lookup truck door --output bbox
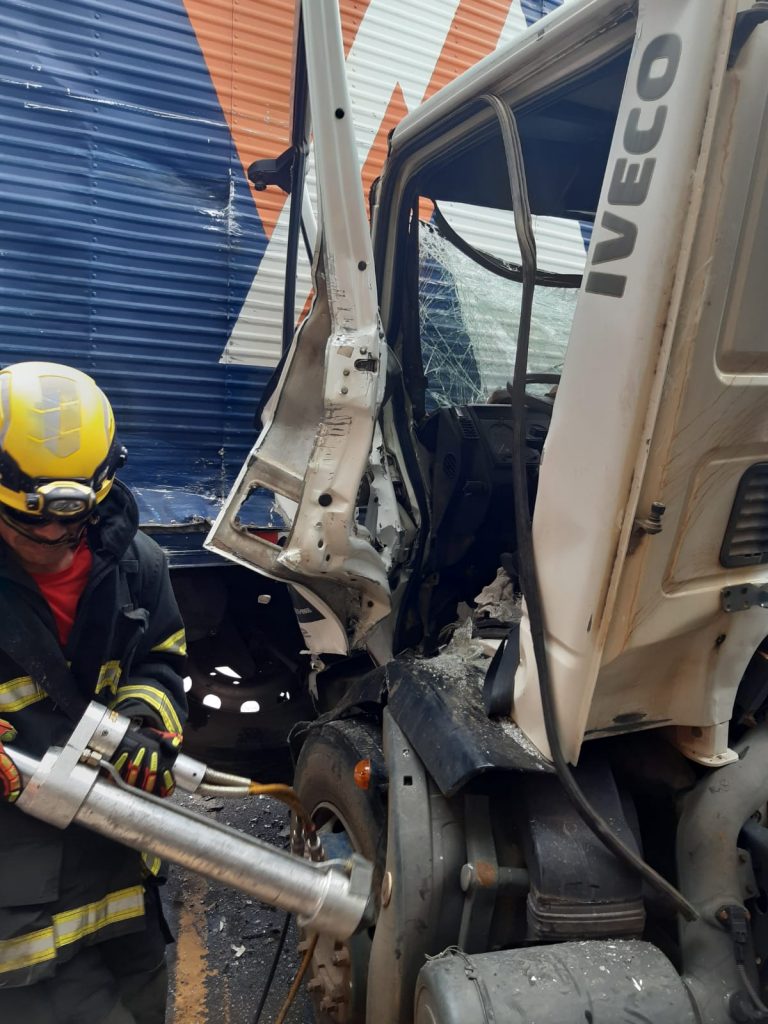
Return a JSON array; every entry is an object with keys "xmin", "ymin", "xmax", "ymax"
[{"xmin": 205, "ymin": 0, "xmax": 395, "ymax": 659}]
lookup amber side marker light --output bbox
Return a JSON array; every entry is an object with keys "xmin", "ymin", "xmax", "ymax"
[{"xmin": 353, "ymin": 758, "xmax": 372, "ymax": 790}]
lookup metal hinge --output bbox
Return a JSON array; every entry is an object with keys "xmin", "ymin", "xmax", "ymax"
[{"xmin": 721, "ymin": 584, "xmax": 768, "ymax": 613}]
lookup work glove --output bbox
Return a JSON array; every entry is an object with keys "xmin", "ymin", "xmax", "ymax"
[
  {"xmin": 0, "ymin": 718, "xmax": 21, "ymax": 803},
  {"xmin": 111, "ymin": 724, "xmax": 182, "ymax": 798}
]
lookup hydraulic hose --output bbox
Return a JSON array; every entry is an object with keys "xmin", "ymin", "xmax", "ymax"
[
  {"xmin": 275, "ymin": 934, "xmax": 318, "ymax": 1024},
  {"xmin": 482, "ymin": 92, "xmax": 698, "ymax": 923},
  {"xmin": 198, "ymin": 766, "xmax": 315, "ymax": 835},
  {"xmin": 248, "ymin": 781, "xmax": 314, "ymax": 834}
]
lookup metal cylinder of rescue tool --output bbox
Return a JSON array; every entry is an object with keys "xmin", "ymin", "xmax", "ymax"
[{"xmin": 11, "ymin": 748, "xmax": 372, "ymax": 940}]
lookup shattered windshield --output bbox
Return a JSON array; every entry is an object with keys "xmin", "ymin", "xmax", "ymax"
[{"xmin": 418, "ymin": 205, "xmax": 584, "ymax": 410}]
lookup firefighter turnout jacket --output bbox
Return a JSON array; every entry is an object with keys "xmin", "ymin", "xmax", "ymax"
[{"xmin": 0, "ymin": 479, "xmax": 188, "ymax": 987}]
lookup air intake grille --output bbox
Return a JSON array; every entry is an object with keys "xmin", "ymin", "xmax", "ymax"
[{"xmin": 721, "ymin": 463, "xmax": 768, "ymax": 568}]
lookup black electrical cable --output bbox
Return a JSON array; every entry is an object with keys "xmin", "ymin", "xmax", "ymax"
[
  {"xmin": 252, "ymin": 911, "xmax": 292, "ymax": 1024},
  {"xmin": 482, "ymin": 92, "xmax": 698, "ymax": 924}
]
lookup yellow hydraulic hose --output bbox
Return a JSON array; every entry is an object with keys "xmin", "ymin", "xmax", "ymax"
[
  {"xmin": 275, "ymin": 933, "xmax": 319, "ymax": 1024},
  {"xmin": 248, "ymin": 781, "xmax": 314, "ymax": 834}
]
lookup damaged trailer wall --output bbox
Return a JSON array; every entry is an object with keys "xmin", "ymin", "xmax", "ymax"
[{"xmin": 0, "ymin": 0, "xmax": 582, "ymax": 543}]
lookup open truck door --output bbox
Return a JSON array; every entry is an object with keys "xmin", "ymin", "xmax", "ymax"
[{"xmin": 205, "ymin": 1, "xmax": 401, "ymax": 662}]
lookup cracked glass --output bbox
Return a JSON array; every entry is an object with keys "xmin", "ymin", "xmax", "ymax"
[{"xmin": 418, "ymin": 212, "xmax": 580, "ymax": 411}]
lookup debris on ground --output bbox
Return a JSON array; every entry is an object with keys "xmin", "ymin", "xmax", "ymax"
[{"xmin": 163, "ymin": 792, "xmax": 311, "ymax": 1023}]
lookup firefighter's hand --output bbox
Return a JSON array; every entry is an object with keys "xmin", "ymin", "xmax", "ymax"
[
  {"xmin": 111, "ymin": 725, "xmax": 182, "ymax": 798},
  {"xmin": 0, "ymin": 718, "xmax": 21, "ymax": 803}
]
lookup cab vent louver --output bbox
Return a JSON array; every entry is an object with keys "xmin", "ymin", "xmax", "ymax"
[
  {"xmin": 458, "ymin": 415, "xmax": 479, "ymax": 440},
  {"xmin": 721, "ymin": 463, "xmax": 768, "ymax": 568}
]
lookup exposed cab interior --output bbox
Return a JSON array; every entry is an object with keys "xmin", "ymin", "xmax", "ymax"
[{"xmin": 371, "ymin": 41, "xmax": 633, "ymax": 655}]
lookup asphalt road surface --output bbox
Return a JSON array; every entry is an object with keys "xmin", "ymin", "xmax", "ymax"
[{"xmin": 162, "ymin": 791, "xmax": 312, "ymax": 1024}]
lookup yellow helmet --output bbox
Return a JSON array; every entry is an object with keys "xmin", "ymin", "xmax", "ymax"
[{"xmin": 0, "ymin": 362, "xmax": 126, "ymax": 521}]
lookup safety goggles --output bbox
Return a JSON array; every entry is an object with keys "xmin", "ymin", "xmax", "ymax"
[
  {"xmin": 0, "ymin": 498, "xmax": 92, "ymax": 549},
  {"xmin": 0, "ymin": 500, "xmax": 94, "ymax": 529}
]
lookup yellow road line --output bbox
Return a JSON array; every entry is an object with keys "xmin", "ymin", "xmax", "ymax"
[{"xmin": 171, "ymin": 873, "xmax": 213, "ymax": 1024}]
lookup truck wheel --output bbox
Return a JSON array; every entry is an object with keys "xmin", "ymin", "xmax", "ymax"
[{"xmin": 293, "ymin": 719, "xmax": 386, "ymax": 1024}]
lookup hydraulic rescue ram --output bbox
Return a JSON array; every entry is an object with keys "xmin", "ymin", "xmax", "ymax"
[{"xmin": 8, "ymin": 702, "xmax": 373, "ymax": 941}]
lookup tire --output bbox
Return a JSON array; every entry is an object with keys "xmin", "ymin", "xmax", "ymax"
[{"xmin": 293, "ymin": 719, "xmax": 386, "ymax": 1024}]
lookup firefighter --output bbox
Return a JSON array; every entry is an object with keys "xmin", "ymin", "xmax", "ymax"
[{"xmin": 0, "ymin": 362, "xmax": 188, "ymax": 1024}]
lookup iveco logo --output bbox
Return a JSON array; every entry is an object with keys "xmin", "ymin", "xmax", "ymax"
[{"xmin": 585, "ymin": 33, "xmax": 683, "ymax": 299}]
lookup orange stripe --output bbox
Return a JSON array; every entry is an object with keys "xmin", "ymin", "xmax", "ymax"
[
  {"xmin": 183, "ymin": 0, "xmax": 295, "ymax": 238},
  {"xmin": 183, "ymin": 0, "xmax": 373, "ymax": 241},
  {"xmin": 360, "ymin": 83, "xmax": 410, "ymax": 214},
  {"xmin": 423, "ymin": 0, "xmax": 511, "ymax": 102},
  {"xmin": 182, "ymin": 0, "xmax": 511, "ymax": 246}
]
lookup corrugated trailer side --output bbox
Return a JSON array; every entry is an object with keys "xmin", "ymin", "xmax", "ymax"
[
  {"xmin": 0, "ymin": 0, "xmax": 283, "ymax": 538},
  {"xmin": 0, "ymin": 0, "xmax": 570, "ymax": 549}
]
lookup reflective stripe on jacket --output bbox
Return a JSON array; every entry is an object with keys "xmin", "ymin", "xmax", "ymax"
[
  {"xmin": 0, "ymin": 480, "xmax": 187, "ymax": 988},
  {"xmin": 0, "ymin": 886, "xmax": 145, "ymax": 981}
]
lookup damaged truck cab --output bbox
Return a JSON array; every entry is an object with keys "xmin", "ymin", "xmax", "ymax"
[{"xmin": 208, "ymin": 1, "xmax": 768, "ymax": 1021}]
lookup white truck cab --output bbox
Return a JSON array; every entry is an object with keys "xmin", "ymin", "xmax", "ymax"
[{"xmin": 208, "ymin": 2, "xmax": 768, "ymax": 1021}]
